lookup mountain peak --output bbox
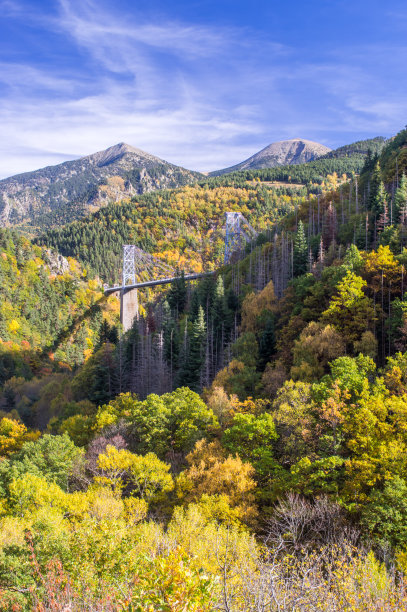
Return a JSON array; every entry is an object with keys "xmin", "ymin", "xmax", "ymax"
[
  {"xmin": 83, "ymin": 142, "xmax": 162, "ymax": 167},
  {"xmin": 211, "ymin": 138, "xmax": 331, "ymax": 176}
]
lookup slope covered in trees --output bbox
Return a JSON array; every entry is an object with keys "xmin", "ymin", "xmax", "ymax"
[
  {"xmin": 2, "ymin": 128, "xmax": 407, "ymax": 609},
  {"xmin": 38, "ymin": 183, "xmax": 304, "ymax": 283},
  {"xmin": 0, "ymin": 229, "xmax": 118, "ymax": 390}
]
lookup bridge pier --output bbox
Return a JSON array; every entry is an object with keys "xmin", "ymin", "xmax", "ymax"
[{"xmin": 120, "ymin": 288, "xmax": 139, "ymax": 332}]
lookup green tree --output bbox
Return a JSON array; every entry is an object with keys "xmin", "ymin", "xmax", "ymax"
[
  {"xmin": 0, "ymin": 433, "xmax": 84, "ymax": 495},
  {"xmin": 293, "ymin": 220, "xmax": 308, "ymax": 277},
  {"xmin": 168, "ymin": 271, "xmax": 187, "ymax": 314},
  {"xmin": 394, "ymin": 173, "xmax": 407, "ymax": 223},
  {"xmin": 362, "ymin": 476, "xmax": 407, "ymax": 549},
  {"xmin": 189, "ymin": 306, "xmax": 206, "ymax": 391},
  {"xmin": 368, "ymin": 160, "xmax": 386, "ymax": 216},
  {"xmin": 222, "ymin": 412, "xmax": 278, "ymax": 481},
  {"xmin": 96, "ymin": 388, "xmax": 218, "ymax": 457}
]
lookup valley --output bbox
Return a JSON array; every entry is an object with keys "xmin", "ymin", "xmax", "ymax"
[{"xmin": 1, "ymin": 126, "xmax": 407, "ymax": 609}]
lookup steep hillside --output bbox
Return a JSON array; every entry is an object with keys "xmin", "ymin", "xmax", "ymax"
[
  {"xmin": 37, "ymin": 183, "xmax": 305, "ymax": 283},
  {"xmin": 211, "ymin": 138, "xmax": 331, "ymax": 176},
  {"xmin": 0, "ymin": 229, "xmax": 118, "ymax": 383},
  {"xmin": 320, "ymin": 136, "xmax": 386, "ymax": 159},
  {"xmin": 0, "ymin": 143, "xmax": 202, "ymax": 230}
]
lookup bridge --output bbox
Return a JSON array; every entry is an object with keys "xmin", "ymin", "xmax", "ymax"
[{"xmin": 105, "ymin": 212, "xmax": 258, "ymax": 331}]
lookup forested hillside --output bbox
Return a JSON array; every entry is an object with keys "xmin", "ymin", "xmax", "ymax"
[
  {"xmin": 0, "ymin": 229, "xmax": 118, "ymax": 387},
  {"xmin": 2, "ymin": 128, "xmax": 407, "ymax": 609},
  {"xmin": 36, "ymin": 137, "xmax": 385, "ymax": 289},
  {"xmin": 39, "ymin": 183, "xmax": 304, "ymax": 282}
]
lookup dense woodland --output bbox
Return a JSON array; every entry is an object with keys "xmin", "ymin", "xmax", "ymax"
[{"xmin": 1, "ymin": 129, "xmax": 407, "ymax": 609}]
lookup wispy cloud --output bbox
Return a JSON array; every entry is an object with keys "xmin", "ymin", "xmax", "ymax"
[
  {"xmin": 0, "ymin": 0, "xmax": 406, "ymax": 178},
  {"xmin": 0, "ymin": 0, "xmax": 23, "ymax": 16}
]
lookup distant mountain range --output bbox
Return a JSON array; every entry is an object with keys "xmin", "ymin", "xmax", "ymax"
[
  {"xmin": 0, "ymin": 143, "xmax": 202, "ymax": 228},
  {"xmin": 0, "ymin": 136, "xmax": 386, "ymax": 230},
  {"xmin": 210, "ymin": 139, "xmax": 332, "ymax": 176}
]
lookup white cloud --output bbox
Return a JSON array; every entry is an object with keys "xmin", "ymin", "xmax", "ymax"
[{"xmin": 0, "ymin": 0, "xmax": 406, "ymax": 178}]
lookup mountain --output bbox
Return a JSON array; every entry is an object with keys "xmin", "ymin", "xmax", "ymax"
[
  {"xmin": 0, "ymin": 143, "xmax": 203, "ymax": 230},
  {"xmin": 210, "ymin": 138, "xmax": 331, "ymax": 176}
]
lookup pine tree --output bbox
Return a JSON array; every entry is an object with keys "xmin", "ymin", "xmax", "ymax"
[
  {"xmin": 167, "ymin": 271, "xmax": 187, "ymax": 314},
  {"xmin": 189, "ymin": 305, "xmax": 206, "ymax": 390},
  {"xmin": 293, "ymin": 220, "xmax": 308, "ymax": 277},
  {"xmin": 368, "ymin": 161, "xmax": 387, "ymax": 216},
  {"xmin": 212, "ymin": 276, "xmax": 226, "ymax": 332},
  {"xmin": 360, "ymin": 149, "xmax": 376, "ymax": 176},
  {"xmin": 394, "ymin": 173, "xmax": 407, "ymax": 223},
  {"xmin": 258, "ymin": 315, "xmax": 276, "ymax": 368},
  {"xmin": 322, "ymin": 203, "xmax": 337, "ymax": 248},
  {"xmin": 177, "ymin": 307, "xmax": 206, "ymax": 392}
]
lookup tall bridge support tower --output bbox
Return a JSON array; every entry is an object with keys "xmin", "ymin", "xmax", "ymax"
[{"xmin": 121, "ymin": 245, "xmax": 139, "ymax": 332}]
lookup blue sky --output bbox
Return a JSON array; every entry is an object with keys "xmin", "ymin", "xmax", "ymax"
[{"xmin": 0, "ymin": 0, "xmax": 406, "ymax": 177}]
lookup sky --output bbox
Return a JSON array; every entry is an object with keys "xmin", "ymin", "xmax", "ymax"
[{"xmin": 0, "ymin": 0, "xmax": 406, "ymax": 178}]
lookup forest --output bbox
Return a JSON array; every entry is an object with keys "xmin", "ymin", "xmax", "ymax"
[{"xmin": 1, "ymin": 128, "xmax": 407, "ymax": 609}]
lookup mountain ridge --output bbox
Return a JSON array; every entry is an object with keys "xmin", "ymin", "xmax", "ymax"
[{"xmin": 0, "ymin": 142, "xmax": 203, "ymax": 229}]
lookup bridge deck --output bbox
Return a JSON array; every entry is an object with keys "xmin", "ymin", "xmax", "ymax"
[{"xmin": 104, "ymin": 271, "xmax": 214, "ymax": 295}]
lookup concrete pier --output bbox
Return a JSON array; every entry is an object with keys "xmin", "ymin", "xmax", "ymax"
[{"xmin": 120, "ymin": 288, "xmax": 139, "ymax": 332}]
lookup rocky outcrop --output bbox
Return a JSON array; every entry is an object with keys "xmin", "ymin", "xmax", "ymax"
[{"xmin": 42, "ymin": 249, "xmax": 70, "ymax": 275}]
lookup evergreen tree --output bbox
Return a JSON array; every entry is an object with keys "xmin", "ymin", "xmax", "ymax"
[
  {"xmin": 189, "ymin": 306, "xmax": 206, "ymax": 390},
  {"xmin": 177, "ymin": 306, "xmax": 206, "ymax": 392},
  {"xmin": 394, "ymin": 173, "xmax": 407, "ymax": 223},
  {"xmin": 162, "ymin": 300, "xmax": 179, "ymax": 376},
  {"xmin": 360, "ymin": 149, "xmax": 378, "ymax": 176},
  {"xmin": 96, "ymin": 319, "xmax": 118, "ymax": 350},
  {"xmin": 212, "ymin": 276, "xmax": 227, "ymax": 333},
  {"xmin": 258, "ymin": 315, "xmax": 276, "ymax": 369},
  {"xmin": 368, "ymin": 161, "xmax": 387, "ymax": 216},
  {"xmin": 293, "ymin": 221, "xmax": 308, "ymax": 277},
  {"xmin": 167, "ymin": 271, "xmax": 187, "ymax": 314}
]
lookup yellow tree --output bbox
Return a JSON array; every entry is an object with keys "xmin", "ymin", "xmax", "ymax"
[{"xmin": 0, "ymin": 418, "xmax": 39, "ymax": 457}]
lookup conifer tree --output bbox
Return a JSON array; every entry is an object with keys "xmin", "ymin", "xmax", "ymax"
[
  {"xmin": 368, "ymin": 161, "xmax": 387, "ymax": 216},
  {"xmin": 178, "ymin": 306, "xmax": 206, "ymax": 392},
  {"xmin": 189, "ymin": 306, "xmax": 206, "ymax": 386},
  {"xmin": 167, "ymin": 271, "xmax": 187, "ymax": 314},
  {"xmin": 322, "ymin": 203, "xmax": 337, "ymax": 248},
  {"xmin": 258, "ymin": 315, "xmax": 276, "ymax": 369},
  {"xmin": 360, "ymin": 149, "xmax": 375, "ymax": 176},
  {"xmin": 212, "ymin": 276, "xmax": 227, "ymax": 333},
  {"xmin": 394, "ymin": 173, "xmax": 407, "ymax": 223},
  {"xmin": 293, "ymin": 220, "xmax": 308, "ymax": 277}
]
